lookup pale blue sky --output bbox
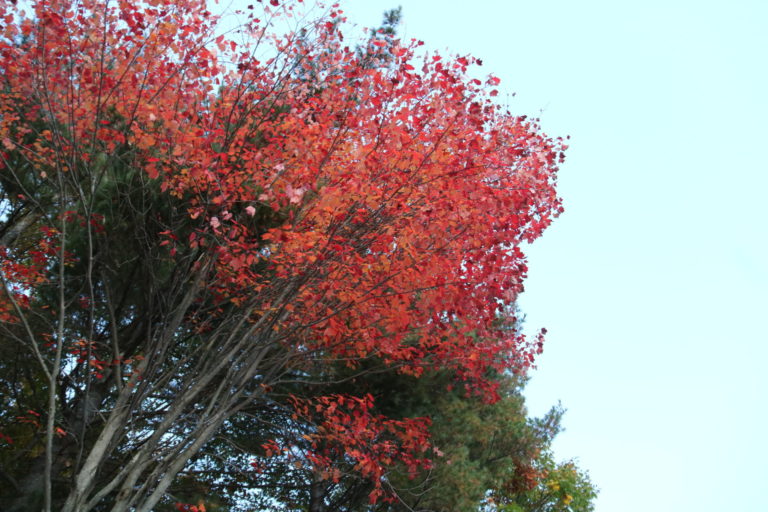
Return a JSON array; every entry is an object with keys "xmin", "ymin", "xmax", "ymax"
[{"xmin": 339, "ymin": 1, "xmax": 768, "ymax": 511}]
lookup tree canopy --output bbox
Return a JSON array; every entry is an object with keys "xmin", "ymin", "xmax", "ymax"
[{"xmin": 0, "ymin": 0, "xmax": 591, "ymax": 510}]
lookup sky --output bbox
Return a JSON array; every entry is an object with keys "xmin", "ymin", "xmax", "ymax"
[{"xmin": 335, "ymin": 1, "xmax": 768, "ymax": 511}]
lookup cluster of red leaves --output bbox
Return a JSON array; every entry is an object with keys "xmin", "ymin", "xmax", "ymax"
[
  {"xmin": 504, "ymin": 460, "xmax": 548, "ymax": 495},
  {"xmin": 175, "ymin": 502, "xmax": 206, "ymax": 512},
  {"xmin": 160, "ymin": 39, "xmax": 562, "ymax": 374},
  {"xmin": 67, "ymin": 339, "xmax": 139, "ymax": 380},
  {"xmin": 0, "ymin": 226, "xmax": 59, "ymax": 322},
  {"xmin": 0, "ymin": 431, "xmax": 13, "ymax": 445},
  {"xmin": 284, "ymin": 394, "xmax": 432, "ymax": 502},
  {"xmin": 0, "ymin": 0, "xmax": 565, "ymax": 497}
]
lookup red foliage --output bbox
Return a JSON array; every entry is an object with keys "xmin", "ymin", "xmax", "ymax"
[
  {"xmin": 288, "ymin": 394, "xmax": 432, "ymax": 501},
  {"xmin": 0, "ymin": 0, "xmax": 565, "ymax": 501}
]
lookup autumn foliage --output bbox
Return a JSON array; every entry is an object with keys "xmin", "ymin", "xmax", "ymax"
[{"xmin": 0, "ymin": 0, "xmax": 566, "ymax": 510}]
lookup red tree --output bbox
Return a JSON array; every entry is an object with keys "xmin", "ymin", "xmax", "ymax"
[{"xmin": 0, "ymin": 0, "xmax": 565, "ymax": 510}]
